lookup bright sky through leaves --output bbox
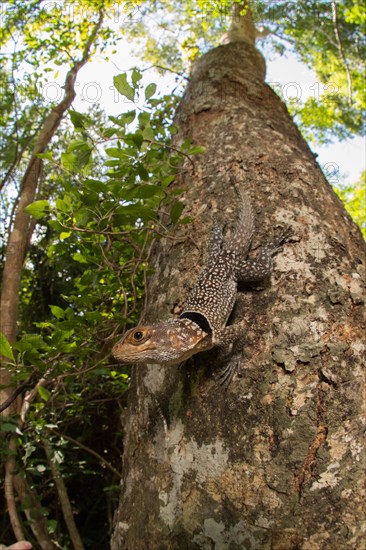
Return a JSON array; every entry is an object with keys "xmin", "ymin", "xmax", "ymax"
[{"xmin": 42, "ymin": 36, "xmax": 364, "ymax": 188}]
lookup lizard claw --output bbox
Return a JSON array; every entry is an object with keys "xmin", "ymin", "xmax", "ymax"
[
  {"xmin": 271, "ymin": 226, "xmax": 293, "ymax": 255},
  {"xmin": 217, "ymin": 358, "xmax": 240, "ymax": 389}
]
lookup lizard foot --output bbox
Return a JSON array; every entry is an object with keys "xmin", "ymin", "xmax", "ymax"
[
  {"xmin": 217, "ymin": 356, "xmax": 242, "ymax": 389},
  {"xmin": 271, "ymin": 225, "xmax": 293, "ymax": 256}
]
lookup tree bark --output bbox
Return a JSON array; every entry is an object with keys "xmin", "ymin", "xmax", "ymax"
[{"xmin": 111, "ymin": 39, "xmax": 365, "ymax": 550}]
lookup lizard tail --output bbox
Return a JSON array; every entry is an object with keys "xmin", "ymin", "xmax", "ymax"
[{"xmin": 225, "ymin": 175, "xmax": 254, "ymax": 257}]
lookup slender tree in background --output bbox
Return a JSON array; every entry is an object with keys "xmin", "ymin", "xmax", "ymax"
[
  {"xmin": 0, "ymin": 9, "xmax": 105, "ymax": 545},
  {"xmin": 111, "ymin": 5, "xmax": 365, "ymax": 549},
  {"xmin": 0, "ymin": 4, "xmax": 119, "ymax": 546}
]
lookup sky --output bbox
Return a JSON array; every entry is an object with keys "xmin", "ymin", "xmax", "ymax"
[
  {"xmin": 56, "ymin": 37, "xmax": 365, "ymax": 189},
  {"xmin": 265, "ymin": 55, "xmax": 365, "ymax": 187}
]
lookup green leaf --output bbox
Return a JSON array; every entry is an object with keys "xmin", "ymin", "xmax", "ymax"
[
  {"xmin": 142, "ymin": 124, "xmax": 155, "ymax": 142},
  {"xmin": 179, "ymin": 216, "xmax": 192, "ymax": 225},
  {"xmin": 91, "ymin": 367, "xmax": 110, "ymax": 376},
  {"xmin": 36, "ymin": 152, "xmax": 53, "ymax": 160},
  {"xmin": 132, "ymin": 132, "xmax": 143, "ymax": 149},
  {"xmin": 69, "ymin": 110, "xmax": 87, "ymax": 130},
  {"xmin": 50, "ymin": 305, "xmax": 65, "ymax": 319},
  {"xmin": 60, "ymin": 232, "xmax": 71, "ymax": 240},
  {"xmin": 109, "ymin": 110, "xmax": 136, "ymax": 127},
  {"xmin": 161, "ymin": 175, "xmax": 176, "ymax": 187},
  {"xmin": 188, "ymin": 146, "xmax": 205, "ymax": 155},
  {"xmin": 84, "ymin": 179, "xmax": 105, "ymax": 192},
  {"xmin": 109, "ymin": 115, "xmax": 125, "ymax": 127},
  {"xmin": 37, "ymin": 386, "xmax": 51, "ymax": 402},
  {"xmin": 145, "ymin": 83, "xmax": 157, "ymax": 100},
  {"xmin": 102, "ymin": 128, "xmax": 117, "ymax": 138},
  {"xmin": 72, "ymin": 252, "xmax": 88, "ymax": 264},
  {"xmin": 113, "ymin": 74, "xmax": 135, "ymax": 101},
  {"xmin": 134, "ymin": 185, "xmax": 164, "ymax": 199},
  {"xmin": 0, "ymin": 422, "xmax": 18, "ymax": 433},
  {"xmin": 48, "ymin": 220, "xmax": 64, "ymax": 232},
  {"xmin": 105, "ymin": 148, "xmax": 130, "ymax": 159},
  {"xmin": 113, "ymin": 203, "xmax": 156, "ymax": 224},
  {"xmin": 13, "ymin": 334, "xmax": 46, "ymax": 353},
  {"xmin": 60, "ymin": 151, "xmax": 77, "ymax": 171},
  {"xmin": 67, "ymin": 139, "xmax": 89, "ymax": 152},
  {"xmin": 170, "ymin": 201, "xmax": 185, "ymax": 223},
  {"xmin": 74, "ymin": 208, "xmax": 91, "ymax": 226},
  {"xmin": 24, "ymin": 200, "xmax": 49, "ymax": 219},
  {"xmin": 24, "ymin": 443, "xmax": 36, "ymax": 461},
  {"xmin": 56, "ymin": 198, "xmax": 71, "ymax": 213},
  {"xmin": 137, "ymin": 164, "xmax": 150, "ymax": 181},
  {"xmin": 47, "ymin": 520, "xmax": 58, "ymax": 534},
  {"xmin": 65, "ymin": 308, "xmax": 75, "ymax": 320},
  {"xmin": 53, "ymin": 449, "xmax": 64, "ymax": 464},
  {"xmin": 131, "ymin": 68, "xmax": 142, "ymax": 87},
  {"xmin": 122, "ymin": 110, "xmax": 136, "ymax": 125},
  {"xmin": 0, "ymin": 332, "xmax": 15, "ymax": 361},
  {"xmin": 335, "ymin": 172, "xmax": 366, "ymax": 238},
  {"xmin": 62, "ymin": 143, "xmax": 91, "ymax": 170}
]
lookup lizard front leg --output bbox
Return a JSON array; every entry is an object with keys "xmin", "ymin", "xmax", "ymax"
[
  {"xmin": 213, "ymin": 322, "xmax": 247, "ymax": 388},
  {"xmin": 213, "ymin": 321, "xmax": 246, "ymax": 347}
]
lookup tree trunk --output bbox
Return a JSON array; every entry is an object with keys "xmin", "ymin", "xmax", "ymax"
[{"xmin": 111, "ymin": 39, "xmax": 365, "ymax": 550}]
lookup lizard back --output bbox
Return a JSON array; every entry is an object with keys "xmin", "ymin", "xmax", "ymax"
[{"xmin": 180, "ymin": 186, "xmax": 254, "ymax": 334}]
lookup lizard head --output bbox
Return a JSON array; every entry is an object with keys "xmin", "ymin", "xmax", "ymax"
[
  {"xmin": 112, "ymin": 319, "xmax": 211, "ymax": 365},
  {"xmin": 112, "ymin": 326, "xmax": 157, "ymax": 364}
]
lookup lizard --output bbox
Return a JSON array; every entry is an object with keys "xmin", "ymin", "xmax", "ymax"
[{"xmin": 112, "ymin": 178, "xmax": 290, "ymax": 381}]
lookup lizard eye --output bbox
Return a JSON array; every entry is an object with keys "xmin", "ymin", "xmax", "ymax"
[
  {"xmin": 132, "ymin": 330, "xmax": 144, "ymax": 341},
  {"xmin": 127, "ymin": 327, "xmax": 150, "ymax": 345}
]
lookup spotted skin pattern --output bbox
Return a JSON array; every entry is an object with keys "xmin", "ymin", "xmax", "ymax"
[{"xmin": 112, "ymin": 184, "xmax": 289, "ymax": 372}]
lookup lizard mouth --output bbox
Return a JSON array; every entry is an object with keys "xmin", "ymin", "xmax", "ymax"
[{"xmin": 112, "ymin": 340, "xmax": 157, "ymax": 360}]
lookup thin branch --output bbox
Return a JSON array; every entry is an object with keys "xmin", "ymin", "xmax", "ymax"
[
  {"xmin": 20, "ymin": 365, "xmax": 56, "ymax": 423},
  {"xmin": 142, "ymin": 63, "xmax": 188, "ymax": 80},
  {"xmin": 54, "ymin": 353, "xmax": 115, "ymax": 379},
  {"xmin": 0, "ymin": 124, "xmax": 40, "ymax": 193},
  {"xmin": 144, "ymin": 139, "xmax": 196, "ymax": 166},
  {"xmin": 5, "ymin": 392, "xmax": 57, "ymax": 547},
  {"xmin": 331, "ymin": 1, "xmax": 352, "ymax": 105},
  {"xmin": 142, "ymin": 238, "xmax": 155, "ymax": 319},
  {"xmin": 12, "ymin": 474, "xmax": 55, "ymax": 549},
  {"xmin": 57, "ymin": 221, "xmax": 150, "ymax": 236},
  {"xmin": 10, "ymin": 36, "xmax": 21, "ymax": 150},
  {"xmin": 48, "ymin": 429, "xmax": 122, "ymax": 479},
  {"xmin": 4, "ymin": 438, "xmax": 25, "ymax": 541},
  {"xmin": 3, "ymin": 366, "xmax": 59, "ymax": 546},
  {"xmin": 0, "ymin": 375, "xmax": 36, "ymax": 413},
  {"xmin": 43, "ymin": 439, "xmax": 85, "ymax": 550}
]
